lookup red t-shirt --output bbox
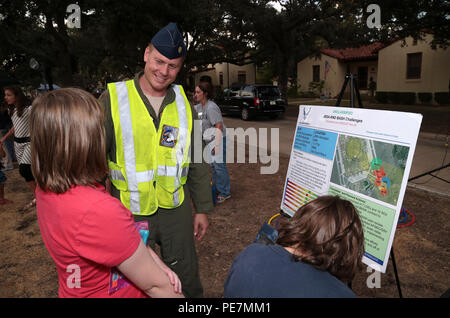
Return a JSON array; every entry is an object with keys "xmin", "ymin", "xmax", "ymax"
[{"xmin": 36, "ymin": 184, "xmax": 148, "ymax": 298}]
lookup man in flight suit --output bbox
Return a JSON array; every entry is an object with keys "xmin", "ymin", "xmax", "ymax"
[{"xmin": 100, "ymin": 22, "xmax": 213, "ymax": 298}]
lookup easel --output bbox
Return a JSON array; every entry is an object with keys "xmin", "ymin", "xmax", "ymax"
[
  {"xmin": 336, "ymin": 73, "xmax": 403, "ymax": 298},
  {"xmin": 335, "ymin": 73, "xmax": 363, "ymax": 108},
  {"xmin": 408, "ymin": 163, "xmax": 450, "ymax": 184}
]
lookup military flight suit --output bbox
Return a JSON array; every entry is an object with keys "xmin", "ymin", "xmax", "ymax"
[{"xmin": 100, "ymin": 72, "xmax": 214, "ymax": 298}]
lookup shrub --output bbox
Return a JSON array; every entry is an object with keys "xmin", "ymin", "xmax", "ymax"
[
  {"xmin": 308, "ymin": 80, "xmax": 324, "ymax": 96},
  {"xmin": 375, "ymin": 91, "xmax": 388, "ymax": 103},
  {"xmin": 287, "ymin": 86, "xmax": 299, "ymax": 98},
  {"xmin": 298, "ymin": 91, "xmax": 317, "ymax": 98},
  {"xmin": 434, "ymin": 92, "xmax": 450, "ymax": 105},
  {"xmin": 398, "ymin": 92, "xmax": 416, "ymax": 105},
  {"xmin": 418, "ymin": 92, "xmax": 432, "ymax": 103},
  {"xmin": 387, "ymin": 92, "xmax": 401, "ymax": 104}
]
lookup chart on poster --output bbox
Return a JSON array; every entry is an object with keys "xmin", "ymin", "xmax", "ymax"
[{"xmin": 281, "ymin": 105, "xmax": 422, "ymax": 272}]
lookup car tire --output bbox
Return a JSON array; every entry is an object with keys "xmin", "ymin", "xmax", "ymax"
[{"xmin": 241, "ymin": 107, "xmax": 250, "ymax": 121}]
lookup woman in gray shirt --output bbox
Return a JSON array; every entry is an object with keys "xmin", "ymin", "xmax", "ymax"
[{"xmin": 194, "ymin": 82, "xmax": 231, "ymax": 204}]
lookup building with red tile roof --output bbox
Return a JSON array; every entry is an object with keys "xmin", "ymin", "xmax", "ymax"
[
  {"xmin": 297, "ymin": 34, "xmax": 449, "ymax": 104},
  {"xmin": 320, "ymin": 42, "xmax": 387, "ymax": 62}
]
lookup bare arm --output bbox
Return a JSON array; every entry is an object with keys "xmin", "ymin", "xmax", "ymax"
[
  {"xmin": 215, "ymin": 122, "xmax": 223, "ymax": 147},
  {"xmin": 147, "ymin": 246, "xmax": 182, "ymax": 294},
  {"xmin": 117, "ymin": 240, "xmax": 184, "ymax": 298},
  {"xmin": 0, "ymin": 126, "xmax": 14, "ymax": 144},
  {"xmin": 212, "ymin": 122, "xmax": 223, "ymax": 155}
]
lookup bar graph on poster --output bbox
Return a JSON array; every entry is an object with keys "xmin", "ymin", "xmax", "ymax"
[{"xmin": 281, "ymin": 105, "xmax": 422, "ymax": 273}]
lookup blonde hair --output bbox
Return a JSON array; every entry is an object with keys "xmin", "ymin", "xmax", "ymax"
[{"xmin": 30, "ymin": 88, "xmax": 108, "ymax": 193}]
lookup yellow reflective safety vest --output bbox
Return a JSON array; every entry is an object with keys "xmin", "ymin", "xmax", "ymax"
[{"xmin": 107, "ymin": 79, "xmax": 192, "ymax": 215}]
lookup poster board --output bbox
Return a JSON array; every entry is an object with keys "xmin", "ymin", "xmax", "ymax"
[{"xmin": 281, "ymin": 105, "xmax": 422, "ymax": 273}]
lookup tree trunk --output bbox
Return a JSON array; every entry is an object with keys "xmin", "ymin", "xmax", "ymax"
[
  {"xmin": 276, "ymin": 48, "xmax": 289, "ymax": 104},
  {"xmin": 278, "ymin": 72, "xmax": 289, "ymax": 105},
  {"xmin": 44, "ymin": 65, "xmax": 54, "ymax": 90},
  {"xmin": 58, "ymin": 49, "xmax": 75, "ymax": 87},
  {"xmin": 45, "ymin": 10, "xmax": 75, "ymax": 87}
]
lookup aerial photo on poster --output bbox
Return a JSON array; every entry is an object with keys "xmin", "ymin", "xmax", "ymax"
[{"xmin": 330, "ymin": 135, "xmax": 410, "ymax": 206}]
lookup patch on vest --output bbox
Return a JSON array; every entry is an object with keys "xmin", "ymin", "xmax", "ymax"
[{"xmin": 160, "ymin": 125, "xmax": 179, "ymax": 148}]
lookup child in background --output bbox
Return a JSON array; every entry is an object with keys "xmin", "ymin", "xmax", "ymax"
[
  {"xmin": 2, "ymin": 86, "xmax": 35, "ymax": 212},
  {"xmin": 0, "ymin": 145, "xmax": 13, "ymax": 205}
]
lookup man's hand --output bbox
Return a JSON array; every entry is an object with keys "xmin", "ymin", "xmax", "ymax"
[{"xmin": 193, "ymin": 213, "xmax": 209, "ymax": 241}]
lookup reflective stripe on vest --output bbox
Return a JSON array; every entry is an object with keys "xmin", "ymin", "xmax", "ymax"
[
  {"xmin": 110, "ymin": 169, "xmax": 155, "ymax": 183},
  {"xmin": 173, "ymin": 85, "xmax": 188, "ymax": 188},
  {"xmin": 157, "ymin": 166, "xmax": 189, "ymax": 178},
  {"xmin": 116, "ymin": 82, "xmax": 141, "ymax": 213},
  {"xmin": 111, "ymin": 166, "xmax": 187, "ymax": 183}
]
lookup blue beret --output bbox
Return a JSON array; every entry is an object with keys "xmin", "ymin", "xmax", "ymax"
[{"xmin": 151, "ymin": 22, "xmax": 187, "ymax": 59}]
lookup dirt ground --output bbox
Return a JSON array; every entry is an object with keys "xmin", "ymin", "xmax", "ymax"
[
  {"xmin": 0, "ymin": 102, "xmax": 449, "ymax": 298},
  {"xmin": 198, "ymin": 157, "xmax": 450, "ymax": 298}
]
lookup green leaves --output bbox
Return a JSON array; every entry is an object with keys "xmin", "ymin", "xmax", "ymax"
[{"xmin": 1, "ymin": 0, "xmax": 447, "ymax": 91}]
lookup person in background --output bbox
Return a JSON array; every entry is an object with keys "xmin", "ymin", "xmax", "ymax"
[
  {"xmin": 0, "ymin": 144, "xmax": 13, "ymax": 205},
  {"xmin": 30, "ymin": 88, "xmax": 183, "ymax": 298},
  {"xmin": 194, "ymin": 81, "xmax": 231, "ymax": 204},
  {"xmin": 99, "ymin": 22, "xmax": 213, "ymax": 298},
  {"xmin": 224, "ymin": 195, "xmax": 365, "ymax": 298},
  {"xmin": 0, "ymin": 101, "xmax": 15, "ymax": 171},
  {"xmin": 1, "ymin": 86, "xmax": 35, "ymax": 212}
]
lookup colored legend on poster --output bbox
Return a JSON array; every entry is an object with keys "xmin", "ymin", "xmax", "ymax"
[
  {"xmin": 283, "ymin": 179, "xmax": 318, "ymax": 215},
  {"xmin": 294, "ymin": 127, "xmax": 338, "ymax": 160}
]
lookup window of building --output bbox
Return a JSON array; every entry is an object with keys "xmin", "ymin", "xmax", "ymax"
[
  {"xmin": 238, "ymin": 71, "xmax": 246, "ymax": 84},
  {"xmin": 313, "ymin": 65, "xmax": 320, "ymax": 82},
  {"xmin": 407, "ymin": 53, "xmax": 422, "ymax": 79},
  {"xmin": 219, "ymin": 72, "xmax": 224, "ymax": 86}
]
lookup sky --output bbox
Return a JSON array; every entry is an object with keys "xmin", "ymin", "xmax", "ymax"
[{"xmin": 268, "ymin": 1, "xmax": 283, "ymax": 12}]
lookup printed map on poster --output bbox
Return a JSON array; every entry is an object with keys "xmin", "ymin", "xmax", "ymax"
[{"xmin": 281, "ymin": 105, "xmax": 422, "ymax": 273}]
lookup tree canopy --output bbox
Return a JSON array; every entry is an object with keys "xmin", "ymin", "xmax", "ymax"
[{"xmin": 1, "ymin": 0, "xmax": 448, "ymax": 96}]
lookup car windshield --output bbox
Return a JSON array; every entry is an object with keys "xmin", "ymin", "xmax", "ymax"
[{"xmin": 257, "ymin": 86, "xmax": 280, "ymax": 98}]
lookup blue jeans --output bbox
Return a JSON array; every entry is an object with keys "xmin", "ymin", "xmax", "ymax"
[
  {"xmin": 1, "ymin": 127, "xmax": 16, "ymax": 166},
  {"xmin": 210, "ymin": 135, "xmax": 230, "ymax": 197}
]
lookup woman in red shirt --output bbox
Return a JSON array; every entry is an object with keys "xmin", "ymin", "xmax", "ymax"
[{"xmin": 30, "ymin": 88, "xmax": 183, "ymax": 298}]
